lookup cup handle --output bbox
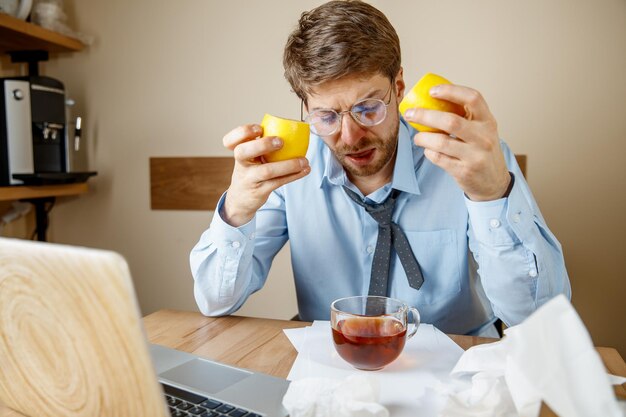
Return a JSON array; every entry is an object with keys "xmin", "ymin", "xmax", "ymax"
[{"xmin": 406, "ymin": 307, "xmax": 421, "ymax": 339}]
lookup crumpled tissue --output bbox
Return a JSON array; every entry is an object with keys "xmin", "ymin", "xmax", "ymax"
[
  {"xmin": 282, "ymin": 374, "xmax": 389, "ymax": 417},
  {"xmin": 439, "ymin": 294, "xmax": 624, "ymax": 417}
]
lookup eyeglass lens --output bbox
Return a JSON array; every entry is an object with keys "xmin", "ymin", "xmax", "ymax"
[
  {"xmin": 304, "ymin": 82, "xmax": 393, "ymax": 136},
  {"xmin": 308, "ymin": 99, "xmax": 388, "ymax": 136}
]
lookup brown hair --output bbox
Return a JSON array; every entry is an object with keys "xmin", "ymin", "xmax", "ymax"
[{"xmin": 283, "ymin": 0, "xmax": 401, "ymax": 102}]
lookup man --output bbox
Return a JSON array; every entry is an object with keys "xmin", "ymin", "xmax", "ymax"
[{"xmin": 190, "ymin": 0, "xmax": 570, "ymax": 337}]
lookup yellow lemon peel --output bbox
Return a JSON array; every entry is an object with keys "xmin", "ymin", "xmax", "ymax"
[
  {"xmin": 260, "ymin": 114, "xmax": 310, "ymax": 162},
  {"xmin": 399, "ymin": 73, "xmax": 465, "ymax": 133}
]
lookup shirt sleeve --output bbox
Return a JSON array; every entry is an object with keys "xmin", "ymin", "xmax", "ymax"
[
  {"xmin": 465, "ymin": 142, "xmax": 571, "ymax": 326},
  {"xmin": 189, "ymin": 189, "xmax": 288, "ymax": 316}
]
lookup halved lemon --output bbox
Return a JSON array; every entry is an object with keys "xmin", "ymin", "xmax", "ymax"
[
  {"xmin": 260, "ymin": 114, "xmax": 310, "ymax": 163},
  {"xmin": 399, "ymin": 73, "xmax": 465, "ymax": 133}
]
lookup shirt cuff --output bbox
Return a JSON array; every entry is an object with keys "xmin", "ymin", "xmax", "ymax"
[
  {"xmin": 500, "ymin": 177, "xmax": 537, "ymax": 246},
  {"xmin": 465, "ymin": 194, "xmax": 517, "ymax": 246},
  {"xmin": 465, "ymin": 174, "xmax": 537, "ymax": 246},
  {"xmin": 211, "ymin": 192, "xmax": 257, "ymax": 251}
]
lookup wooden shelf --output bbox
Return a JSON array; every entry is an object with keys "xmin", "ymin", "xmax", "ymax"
[
  {"xmin": 0, "ymin": 13, "xmax": 84, "ymax": 53},
  {"xmin": 0, "ymin": 183, "xmax": 88, "ymax": 201}
]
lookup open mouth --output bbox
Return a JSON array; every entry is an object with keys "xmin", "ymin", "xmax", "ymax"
[{"xmin": 345, "ymin": 149, "xmax": 375, "ymax": 165}]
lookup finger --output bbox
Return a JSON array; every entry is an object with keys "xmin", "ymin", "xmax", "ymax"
[
  {"xmin": 405, "ymin": 108, "xmax": 469, "ymax": 138},
  {"xmin": 413, "ymin": 131, "xmax": 467, "ymax": 160},
  {"xmin": 251, "ymin": 157, "xmax": 309, "ymax": 182},
  {"xmin": 233, "ymin": 136, "xmax": 283, "ymax": 163},
  {"xmin": 223, "ymin": 124, "xmax": 263, "ymax": 150},
  {"xmin": 429, "ymin": 84, "xmax": 491, "ymax": 121},
  {"xmin": 423, "ymin": 148, "xmax": 462, "ymax": 174},
  {"xmin": 260, "ymin": 165, "xmax": 311, "ymax": 191}
]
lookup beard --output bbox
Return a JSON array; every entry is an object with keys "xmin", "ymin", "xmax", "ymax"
[{"xmin": 332, "ymin": 117, "xmax": 399, "ymax": 178}]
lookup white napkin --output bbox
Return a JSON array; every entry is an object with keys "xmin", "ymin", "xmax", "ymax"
[
  {"xmin": 282, "ymin": 374, "xmax": 389, "ymax": 417},
  {"xmin": 441, "ymin": 294, "xmax": 624, "ymax": 417},
  {"xmin": 284, "ymin": 322, "xmax": 464, "ymax": 416}
]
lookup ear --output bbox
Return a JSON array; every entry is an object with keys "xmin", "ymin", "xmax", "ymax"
[{"xmin": 395, "ymin": 67, "xmax": 405, "ymax": 99}]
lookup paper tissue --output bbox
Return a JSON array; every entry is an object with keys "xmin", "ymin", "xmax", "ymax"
[
  {"xmin": 440, "ymin": 294, "xmax": 625, "ymax": 417},
  {"xmin": 282, "ymin": 374, "xmax": 389, "ymax": 417}
]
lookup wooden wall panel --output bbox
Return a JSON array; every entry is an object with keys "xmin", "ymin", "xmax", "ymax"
[
  {"xmin": 149, "ymin": 154, "xmax": 526, "ymax": 211},
  {"xmin": 150, "ymin": 157, "xmax": 234, "ymax": 210}
]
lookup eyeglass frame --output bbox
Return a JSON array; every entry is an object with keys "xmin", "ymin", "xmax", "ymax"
[{"xmin": 300, "ymin": 81, "xmax": 395, "ymax": 137}]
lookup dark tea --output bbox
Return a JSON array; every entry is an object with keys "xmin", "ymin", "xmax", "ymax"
[{"xmin": 332, "ymin": 316, "xmax": 407, "ymax": 370}]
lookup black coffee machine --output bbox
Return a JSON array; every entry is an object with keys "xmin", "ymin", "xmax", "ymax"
[{"xmin": 0, "ymin": 51, "xmax": 96, "ymax": 185}]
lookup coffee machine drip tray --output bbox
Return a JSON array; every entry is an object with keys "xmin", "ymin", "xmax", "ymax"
[{"xmin": 12, "ymin": 172, "xmax": 97, "ymax": 185}]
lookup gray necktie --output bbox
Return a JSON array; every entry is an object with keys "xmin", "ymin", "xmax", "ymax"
[{"xmin": 343, "ymin": 186, "xmax": 424, "ymax": 296}]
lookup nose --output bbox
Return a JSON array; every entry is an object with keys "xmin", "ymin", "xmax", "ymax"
[{"xmin": 339, "ymin": 113, "xmax": 367, "ymax": 147}]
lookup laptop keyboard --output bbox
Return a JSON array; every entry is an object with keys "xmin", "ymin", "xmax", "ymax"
[{"xmin": 162, "ymin": 382, "xmax": 264, "ymax": 417}]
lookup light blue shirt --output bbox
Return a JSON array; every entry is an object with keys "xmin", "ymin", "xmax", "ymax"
[{"xmin": 190, "ymin": 118, "xmax": 571, "ymax": 335}]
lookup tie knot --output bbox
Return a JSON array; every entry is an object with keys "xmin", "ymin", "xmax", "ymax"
[
  {"xmin": 367, "ymin": 205, "xmax": 394, "ymax": 226},
  {"xmin": 343, "ymin": 186, "xmax": 399, "ymax": 227}
]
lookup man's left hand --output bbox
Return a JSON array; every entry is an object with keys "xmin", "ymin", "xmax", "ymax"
[{"xmin": 405, "ymin": 84, "xmax": 511, "ymax": 201}]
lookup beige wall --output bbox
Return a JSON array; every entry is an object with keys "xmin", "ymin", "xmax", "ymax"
[{"xmin": 2, "ymin": 0, "xmax": 624, "ymax": 355}]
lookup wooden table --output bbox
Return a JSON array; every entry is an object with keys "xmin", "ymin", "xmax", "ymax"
[
  {"xmin": 144, "ymin": 310, "xmax": 626, "ymax": 416},
  {"xmin": 1, "ymin": 309, "xmax": 624, "ymax": 416}
]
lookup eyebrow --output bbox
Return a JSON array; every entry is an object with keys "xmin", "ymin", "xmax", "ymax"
[{"xmin": 309, "ymin": 86, "xmax": 387, "ymax": 112}]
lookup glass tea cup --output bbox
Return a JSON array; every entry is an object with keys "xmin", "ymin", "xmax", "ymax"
[{"xmin": 330, "ymin": 296, "xmax": 420, "ymax": 371}]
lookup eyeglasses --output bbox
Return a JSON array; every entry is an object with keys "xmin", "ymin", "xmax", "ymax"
[{"xmin": 301, "ymin": 82, "xmax": 394, "ymax": 136}]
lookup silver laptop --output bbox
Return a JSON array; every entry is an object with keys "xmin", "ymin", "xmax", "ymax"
[{"xmin": 0, "ymin": 237, "xmax": 289, "ymax": 417}]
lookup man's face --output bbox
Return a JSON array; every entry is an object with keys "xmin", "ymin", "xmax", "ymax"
[{"xmin": 305, "ymin": 73, "xmax": 405, "ymax": 183}]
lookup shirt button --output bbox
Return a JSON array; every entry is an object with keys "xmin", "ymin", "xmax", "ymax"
[
  {"xmin": 512, "ymin": 213, "xmax": 521, "ymax": 223},
  {"xmin": 489, "ymin": 219, "xmax": 501, "ymax": 228},
  {"xmin": 249, "ymin": 232, "xmax": 256, "ymax": 240},
  {"xmin": 529, "ymin": 269, "xmax": 538, "ymax": 277},
  {"xmin": 231, "ymin": 241, "xmax": 241, "ymax": 249},
  {"xmin": 366, "ymin": 245, "xmax": 374, "ymax": 254}
]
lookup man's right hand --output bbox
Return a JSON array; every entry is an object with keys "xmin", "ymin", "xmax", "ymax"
[{"xmin": 221, "ymin": 124, "xmax": 311, "ymax": 227}]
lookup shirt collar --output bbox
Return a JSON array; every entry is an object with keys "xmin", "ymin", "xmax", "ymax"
[
  {"xmin": 321, "ymin": 140, "xmax": 347, "ymax": 187},
  {"xmin": 318, "ymin": 117, "xmax": 422, "ymax": 197},
  {"xmin": 390, "ymin": 118, "xmax": 421, "ymax": 196}
]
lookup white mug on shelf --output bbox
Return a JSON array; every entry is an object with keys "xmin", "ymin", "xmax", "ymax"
[{"xmin": 0, "ymin": 0, "xmax": 33, "ymax": 20}]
